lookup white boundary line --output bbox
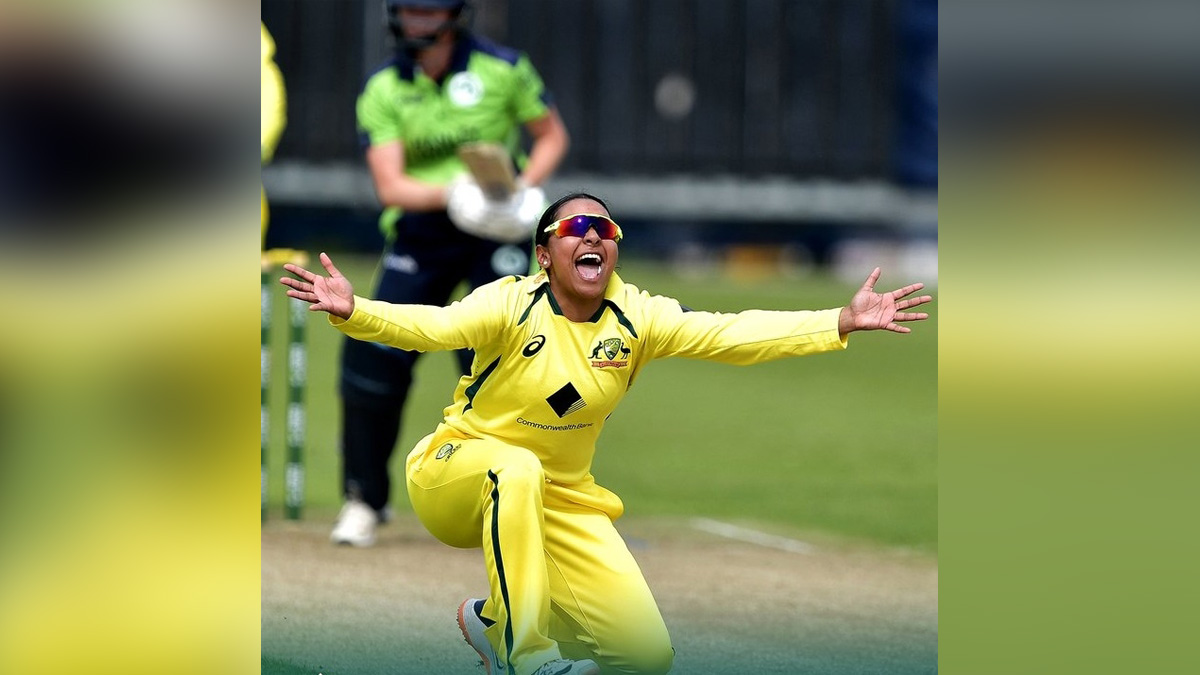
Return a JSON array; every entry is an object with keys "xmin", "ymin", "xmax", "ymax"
[{"xmin": 690, "ymin": 518, "xmax": 816, "ymax": 555}]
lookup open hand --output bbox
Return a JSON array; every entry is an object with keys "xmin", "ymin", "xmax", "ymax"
[
  {"xmin": 838, "ymin": 267, "xmax": 932, "ymax": 335},
  {"xmin": 279, "ymin": 252, "xmax": 355, "ymax": 320}
]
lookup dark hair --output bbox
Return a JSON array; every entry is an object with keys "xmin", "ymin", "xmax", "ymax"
[{"xmin": 534, "ymin": 191, "xmax": 612, "ymax": 248}]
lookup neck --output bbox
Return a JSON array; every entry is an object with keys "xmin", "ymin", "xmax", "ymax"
[
  {"xmin": 414, "ymin": 35, "xmax": 455, "ymax": 80},
  {"xmin": 547, "ymin": 278, "xmax": 604, "ymax": 323}
]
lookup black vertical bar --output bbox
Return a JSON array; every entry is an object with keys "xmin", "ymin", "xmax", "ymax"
[
  {"xmin": 691, "ymin": 0, "xmax": 745, "ymax": 171},
  {"xmin": 594, "ymin": 0, "xmax": 641, "ymax": 171},
  {"xmin": 833, "ymin": 0, "xmax": 874, "ymax": 176},
  {"xmin": 528, "ymin": 0, "xmax": 596, "ymax": 171},
  {"xmin": 781, "ymin": 0, "xmax": 827, "ymax": 174},
  {"xmin": 742, "ymin": 0, "xmax": 785, "ymax": 173}
]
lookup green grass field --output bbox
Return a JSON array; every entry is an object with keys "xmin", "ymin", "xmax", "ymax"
[{"xmin": 263, "ymin": 253, "xmax": 937, "ymax": 550}]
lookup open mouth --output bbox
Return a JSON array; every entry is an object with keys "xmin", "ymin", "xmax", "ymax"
[{"xmin": 574, "ymin": 252, "xmax": 603, "ymax": 282}]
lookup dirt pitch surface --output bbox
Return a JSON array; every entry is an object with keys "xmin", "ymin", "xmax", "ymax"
[{"xmin": 263, "ymin": 516, "xmax": 936, "ymax": 675}]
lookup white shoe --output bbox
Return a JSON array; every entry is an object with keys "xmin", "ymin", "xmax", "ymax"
[
  {"xmin": 458, "ymin": 598, "xmax": 503, "ymax": 675},
  {"xmin": 531, "ymin": 659, "xmax": 600, "ymax": 675},
  {"xmin": 458, "ymin": 598, "xmax": 599, "ymax": 675},
  {"xmin": 330, "ymin": 499, "xmax": 377, "ymax": 547}
]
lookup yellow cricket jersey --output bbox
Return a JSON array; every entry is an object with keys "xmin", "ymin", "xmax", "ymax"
[{"xmin": 331, "ymin": 272, "xmax": 848, "ymax": 484}]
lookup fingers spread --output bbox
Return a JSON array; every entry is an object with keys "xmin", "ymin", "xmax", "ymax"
[
  {"xmin": 862, "ymin": 267, "xmax": 882, "ymax": 291},
  {"xmin": 891, "ymin": 282, "xmax": 925, "ymax": 298},
  {"xmin": 281, "ymin": 263, "xmax": 313, "ymax": 281},
  {"xmin": 279, "ymin": 277, "xmax": 312, "ymax": 294},
  {"xmin": 895, "ymin": 295, "xmax": 932, "ymax": 311},
  {"xmin": 319, "ymin": 252, "xmax": 342, "ymax": 278}
]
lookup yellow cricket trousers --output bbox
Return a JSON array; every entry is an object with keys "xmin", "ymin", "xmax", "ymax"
[{"xmin": 406, "ymin": 430, "xmax": 675, "ymax": 675}]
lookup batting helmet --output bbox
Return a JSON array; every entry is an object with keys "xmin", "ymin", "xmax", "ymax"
[
  {"xmin": 384, "ymin": 0, "xmax": 473, "ymax": 53},
  {"xmin": 388, "ymin": 0, "xmax": 466, "ymax": 7}
]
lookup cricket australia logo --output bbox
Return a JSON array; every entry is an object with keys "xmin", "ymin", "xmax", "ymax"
[{"xmin": 589, "ymin": 337, "xmax": 631, "ymax": 368}]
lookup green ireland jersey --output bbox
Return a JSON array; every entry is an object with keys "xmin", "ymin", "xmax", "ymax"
[
  {"xmin": 330, "ymin": 273, "xmax": 849, "ymax": 486},
  {"xmin": 356, "ymin": 35, "xmax": 553, "ymax": 236}
]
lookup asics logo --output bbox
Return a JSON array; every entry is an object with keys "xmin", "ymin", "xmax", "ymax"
[{"xmin": 522, "ymin": 335, "xmax": 546, "ymax": 357}]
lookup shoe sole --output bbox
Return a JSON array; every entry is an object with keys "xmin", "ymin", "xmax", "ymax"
[
  {"xmin": 535, "ymin": 661, "xmax": 600, "ymax": 675},
  {"xmin": 330, "ymin": 535, "xmax": 376, "ymax": 547},
  {"xmin": 458, "ymin": 599, "xmax": 500, "ymax": 675}
]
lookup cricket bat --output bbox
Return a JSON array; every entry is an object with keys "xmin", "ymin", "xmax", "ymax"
[{"xmin": 457, "ymin": 142, "xmax": 518, "ymax": 201}]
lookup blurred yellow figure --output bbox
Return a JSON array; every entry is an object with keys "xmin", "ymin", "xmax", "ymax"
[{"xmin": 261, "ymin": 22, "xmax": 287, "ymax": 247}]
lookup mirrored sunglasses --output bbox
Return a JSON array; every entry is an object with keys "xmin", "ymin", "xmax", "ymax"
[{"xmin": 543, "ymin": 214, "xmax": 623, "ymax": 242}]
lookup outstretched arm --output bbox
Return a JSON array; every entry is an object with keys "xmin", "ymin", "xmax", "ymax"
[
  {"xmin": 279, "ymin": 252, "xmax": 355, "ymax": 320},
  {"xmin": 838, "ymin": 267, "xmax": 933, "ymax": 336}
]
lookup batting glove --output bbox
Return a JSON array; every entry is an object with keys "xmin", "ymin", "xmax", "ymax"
[{"xmin": 447, "ymin": 176, "xmax": 546, "ymax": 244}]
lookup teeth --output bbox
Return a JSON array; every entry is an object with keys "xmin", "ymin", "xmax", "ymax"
[{"xmin": 577, "ymin": 254, "xmax": 601, "ymax": 264}]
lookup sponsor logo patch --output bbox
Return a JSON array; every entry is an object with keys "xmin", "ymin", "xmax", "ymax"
[
  {"xmin": 491, "ymin": 244, "xmax": 528, "ymax": 276},
  {"xmin": 383, "ymin": 252, "xmax": 419, "ymax": 274},
  {"xmin": 522, "ymin": 335, "xmax": 546, "ymax": 357},
  {"xmin": 516, "ymin": 417, "xmax": 594, "ymax": 432},
  {"xmin": 545, "ymin": 382, "xmax": 586, "ymax": 418},
  {"xmin": 435, "ymin": 442, "xmax": 460, "ymax": 460},
  {"xmin": 447, "ymin": 72, "xmax": 485, "ymax": 107}
]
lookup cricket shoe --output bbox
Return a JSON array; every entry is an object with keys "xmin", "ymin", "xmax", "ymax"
[
  {"xmin": 458, "ymin": 599, "xmax": 502, "ymax": 675},
  {"xmin": 330, "ymin": 499, "xmax": 377, "ymax": 547},
  {"xmin": 457, "ymin": 599, "xmax": 600, "ymax": 675},
  {"xmin": 531, "ymin": 659, "xmax": 600, "ymax": 675}
]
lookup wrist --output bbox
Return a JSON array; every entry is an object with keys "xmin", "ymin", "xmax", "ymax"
[
  {"xmin": 437, "ymin": 183, "xmax": 453, "ymax": 209},
  {"xmin": 333, "ymin": 296, "xmax": 355, "ymax": 321},
  {"xmin": 838, "ymin": 307, "xmax": 855, "ymax": 336}
]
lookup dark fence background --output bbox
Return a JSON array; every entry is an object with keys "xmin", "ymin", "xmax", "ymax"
[
  {"xmin": 508, "ymin": 0, "xmax": 893, "ymax": 177},
  {"xmin": 261, "ymin": 0, "xmax": 936, "ymax": 262},
  {"xmin": 261, "ymin": 0, "xmax": 366, "ymax": 163},
  {"xmin": 261, "ymin": 0, "xmax": 934, "ymax": 185}
]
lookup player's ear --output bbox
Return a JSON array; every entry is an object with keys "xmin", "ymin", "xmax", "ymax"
[{"xmin": 534, "ymin": 244, "xmax": 550, "ymax": 269}]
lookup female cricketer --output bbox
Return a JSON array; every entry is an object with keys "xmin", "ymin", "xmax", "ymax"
[
  {"xmin": 333, "ymin": 0, "xmax": 569, "ymax": 547},
  {"xmin": 281, "ymin": 192, "xmax": 933, "ymax": 675}
]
